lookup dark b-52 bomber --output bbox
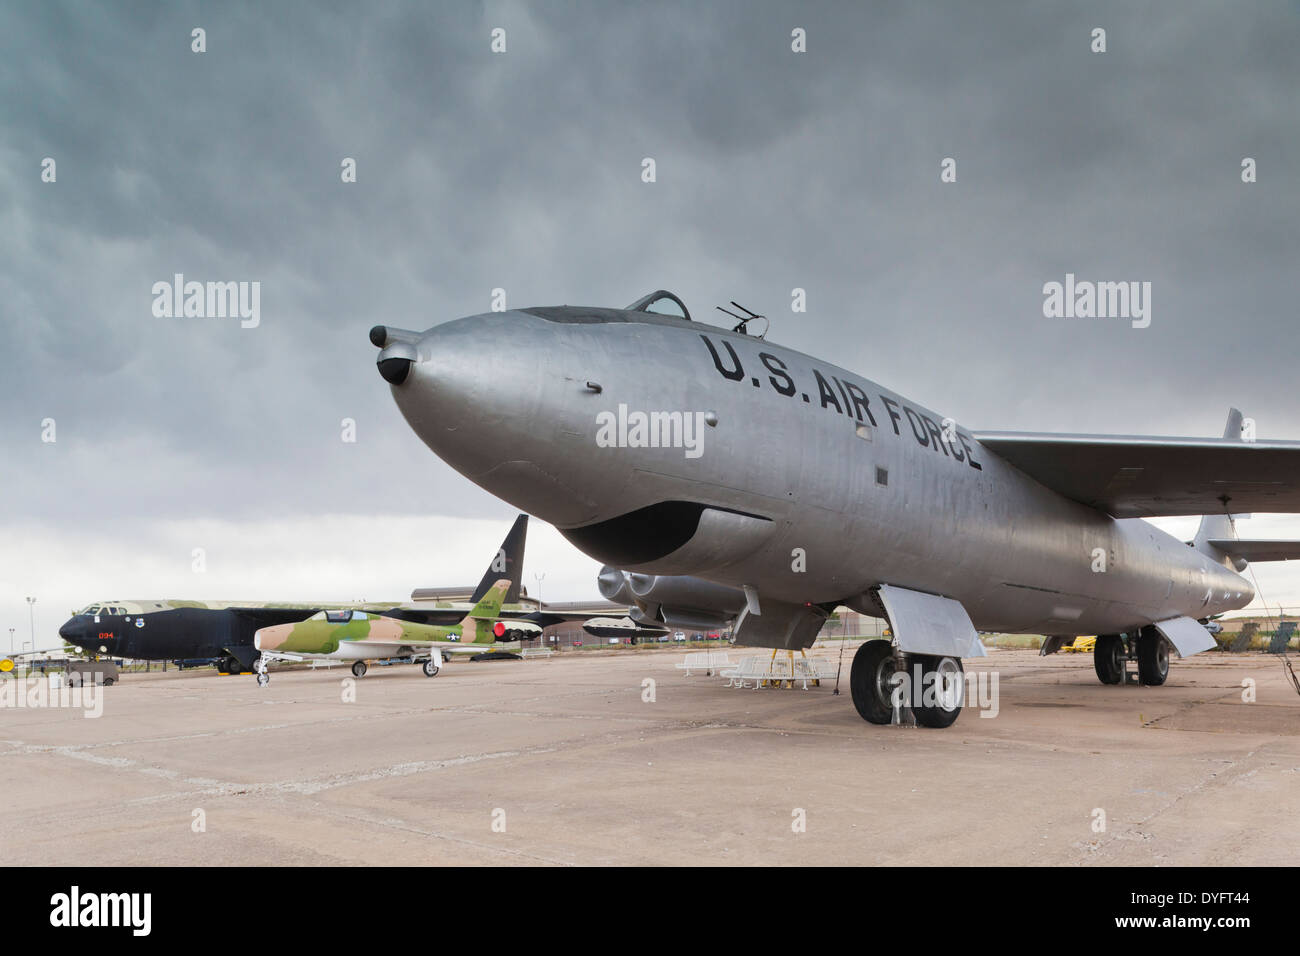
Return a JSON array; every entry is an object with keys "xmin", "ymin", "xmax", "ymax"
[{"xmin": 372, "ymin": 290, "xmax": 1300, "ymax": 727}]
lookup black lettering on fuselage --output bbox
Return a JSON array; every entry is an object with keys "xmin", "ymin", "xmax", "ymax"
[
  {"xmin": 844, "ymin": 382, "xmax": 878, "ymax": 426},
  {"xmin": 882, "ymin": 397, "xmax": 903, "ymax": 435},
  {"xmin": 813, "ymin": 369, "xmax": 842, "ymax": 414},
  {"xmin": 701, "ymin": 335, "xmax": 744, "ymax": 381},
  {"xmin": 832, "ymin": 376, "xmax": 853, "ymax": 417},
  {"xmin": 958, "ymin": 432, "xmax": 983, "ymax": 470},
  {"xmin": 759, "ymin": 353, "xmax": 796, "ymax": 396},
  {"xmin": 904, "ymin": 406, "xmax": 929, "ymax": 446},
  {"xmin": 947, "ymin": 428, "xmax": 966, "ymax": 462},
  {"xmin": 921, "ymin": 414, "xmax": 950, "ymax": 457}
]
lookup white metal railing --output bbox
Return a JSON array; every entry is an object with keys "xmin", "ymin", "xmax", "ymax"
[
  {"xmin": 674, "ymin": 651, "xmax": 734, "ymax": 676},
  {"xmin": 720, "ymin": 655, "xmax": 840, "ymax": 689}
]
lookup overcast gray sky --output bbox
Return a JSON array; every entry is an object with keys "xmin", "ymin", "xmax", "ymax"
[{"xmin": 3, "ymin": 1, "xmax": 1299, "ymax": 646}]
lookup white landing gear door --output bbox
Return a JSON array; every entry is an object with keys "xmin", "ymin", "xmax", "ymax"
[
  {"xmin": 877, "ymin": 585, "xmax": 987, "ymax": 658},
  {"xmin": 1152, "ymin": 616, "xmax": 1217, "ymax": 657}
]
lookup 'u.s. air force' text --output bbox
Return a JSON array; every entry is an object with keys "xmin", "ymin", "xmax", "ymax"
[{"xmin": 700, "ymin": 334, "xmax": 982, "ymax": 470}]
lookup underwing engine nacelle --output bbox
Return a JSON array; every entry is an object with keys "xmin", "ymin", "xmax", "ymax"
[{"xmin": 598, "ymin": 566, "xmax": 746, "ymax": 630}]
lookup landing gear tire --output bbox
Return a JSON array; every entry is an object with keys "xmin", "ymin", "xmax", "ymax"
[
  {"xmin": 849, "ymin": 640, "xmax": 898, "ymax": 725},
  {"xmin": 422, "ymin": 660, "xmax": 440, "ymax": 678},
  {"xmin": 1136, "ymin": 628, "xmax": 1169, "ymax": 686},
  {"xmin": 911, "ymin": 655, "xmax": 964, "ymax": 729},
  {"xmin": 351, "ymin": 660, "xmax": 368, "ymax": 679},
  {"xmin": 256, "ymin": 672, "xmax": 269, "ymax": 688},
  {"xmin": 1094, "ymin": 634, "xmax": 1124, "ymax": 685}
]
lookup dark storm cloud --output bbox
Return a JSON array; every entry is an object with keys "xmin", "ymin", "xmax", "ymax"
[{"xmin": 1, "ymin": 0, "xmax": 1298, "ymax": 527}]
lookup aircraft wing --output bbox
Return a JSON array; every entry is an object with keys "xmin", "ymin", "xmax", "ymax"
[
  {"xmin": 972, "ymin": 432, "xmax": 1300, "ymax": 518},
  {"xmin": 513, "ymin": 610, "xmax": 611, "ymax": 629},
  {"xmin": 1205, "ymin": 539, "xmax": 1300, "ymax": 562},
  {"xmin": 379, "ymin": 607, "xmax": 576, "ymax": 627},
  {"xmin": 229, "ymin": 607, "xmax": 329, "ymax": 627},
  {"xmin": 379, "ymin": 607, "xmax": 471, "ymax": 626}
]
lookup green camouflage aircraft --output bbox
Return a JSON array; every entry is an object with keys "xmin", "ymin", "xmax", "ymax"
[{"xmin": 253, "ymin": 578, "xmax": 536, "ymax": 685}]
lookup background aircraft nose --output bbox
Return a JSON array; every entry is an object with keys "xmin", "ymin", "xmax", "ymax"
[
  {"xmin": 254, "ymin": 625, "xmax": 287, "ymax": 651},
  {"xmin": 58, "ymin": 618, "xmax": 82, "ymax": 642}
]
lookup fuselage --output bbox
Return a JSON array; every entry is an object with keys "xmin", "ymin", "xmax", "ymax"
[
  {"xmin": 254, "ymin": 610, "xmax": 496, "ymax": 658},
  {"xmin": 382, "ymin": 306, "xmax": 1252, "ymax": 637},
  {"xmin": 58, "ymin": 602, "xmax": 258, "ymax": 662}
]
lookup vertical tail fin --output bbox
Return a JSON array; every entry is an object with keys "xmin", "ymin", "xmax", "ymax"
[
  {"xmin": 467, "ymin": 578, "xmax": 510, "ymax": 620},
  {"xmin": 469, "ymin": 514, "xmax": 528, "ymax": 605},
  {"xmin": 461, "ymin": 578, "xmax": 511, "ymax": 644},
  {"xmin": 1193, "ymin": 409, "xmax": 1247, "ymax": 569}
]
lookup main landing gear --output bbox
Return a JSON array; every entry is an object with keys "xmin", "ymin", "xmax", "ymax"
[
  {"xmin": 850, "ymin": 640, "xmax": 965, "ymax": 728},
  {"xmin": 422, "ymin": 659, "xmax": 440, "ymax": 678},
  {"xmin": 254, "ymin": 655, "xmax": 270, "ymax": 688},
  {"xmin": 1093, "ymin": 628, "xmax": 1169, "ymax": 686},
  {"xmin": 351, "ymin": 660, "xmax": 368, "ymax": 678}
]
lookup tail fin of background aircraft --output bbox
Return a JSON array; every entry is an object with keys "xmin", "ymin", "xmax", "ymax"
[
  {"xmin": 466, "ymin": 578, "xmax": 511, "ymax": 621},
  {"xmin": 1191, "ymin": 408, "xmax": 1246, "ymax": 566},
  {"xmin": 1189, "ymin": 408, "xmax": 1300, "ymax": 567},
  {"xmin": 469, "ymin": 514, "xmax": 528, "ymax": 605}
]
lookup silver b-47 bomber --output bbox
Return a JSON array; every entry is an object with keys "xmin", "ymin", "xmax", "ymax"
[{"xmin": 372, "ymin": 291, "xmax": 1300, "ymax": 727}]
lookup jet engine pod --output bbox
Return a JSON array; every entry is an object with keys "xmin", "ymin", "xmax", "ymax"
[
  {"xmin": 597, "ymin": 566, "xmax": 636, "ymax": 605},
  {"xmin": 660, "ymin": 608, "xmax": 734, "ymax": 631},
  {"xmin": 626, "ymin": 574, "xmax": 748, "ymax": 622},
  {"xmin": 562, "ymin": 501, "xmax": 775, "ymax": 574}
]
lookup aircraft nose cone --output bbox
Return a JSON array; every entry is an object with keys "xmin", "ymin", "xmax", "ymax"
[
  {"xmin": 378, "ymin": 310, "xmax": 606, "ymax": 526},
  {"xmin": 58, "ymin": 618, "xmax": 82, "ymax": 643},
  {"xmin": 254, "ymin": 626, "xmax": 287, "ymax": 651}
]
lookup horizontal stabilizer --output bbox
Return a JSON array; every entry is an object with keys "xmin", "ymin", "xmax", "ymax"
[
  {"xmin": 973, "ymin": 431, "xmax": 1300, "ymax": 518},
  {"xmin": 1206, "ymin": 539, "xmax": 1300, "ymax": 562},
  {"xmin": 1152, "ymin": 616, "xmax": 1217, "ymax": 658}
]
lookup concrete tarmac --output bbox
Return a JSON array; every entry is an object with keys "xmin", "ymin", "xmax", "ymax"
[{"xmin": 3, "ymin": 646, "xmax": 1298, "ymax": 865}]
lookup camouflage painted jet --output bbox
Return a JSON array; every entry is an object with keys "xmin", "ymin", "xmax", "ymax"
[
  {"xmin": 57, "ymin": 514, "xmax": 550, "ymax": 673},
  {"xmin": 252, "ymin": 578, "xmax": 528, "ymax": 686}
]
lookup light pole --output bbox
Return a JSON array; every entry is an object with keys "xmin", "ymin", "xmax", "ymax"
[
  {"xmin": 533, "ymin": 572, "xmax": 546, "ymax": 645},
  {"xmin": 25, "ymin": 597, "xmax": 36, "ymax": 652},
  {"xmin": 7, "ymin": 627, "xmax": 13, "ymax": 655}
]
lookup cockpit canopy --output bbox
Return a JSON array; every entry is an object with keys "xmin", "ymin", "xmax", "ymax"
[
  {"xmin": 625, "ymin": 290, "xmax": 691, "ymax": 321},
  {"xmin": 321, "ymin": 609, "xmax": 370, "ymax": 623},
  {"xmin": 78, "ymin": 604, "xmax": 127, "ymax": 616}
]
